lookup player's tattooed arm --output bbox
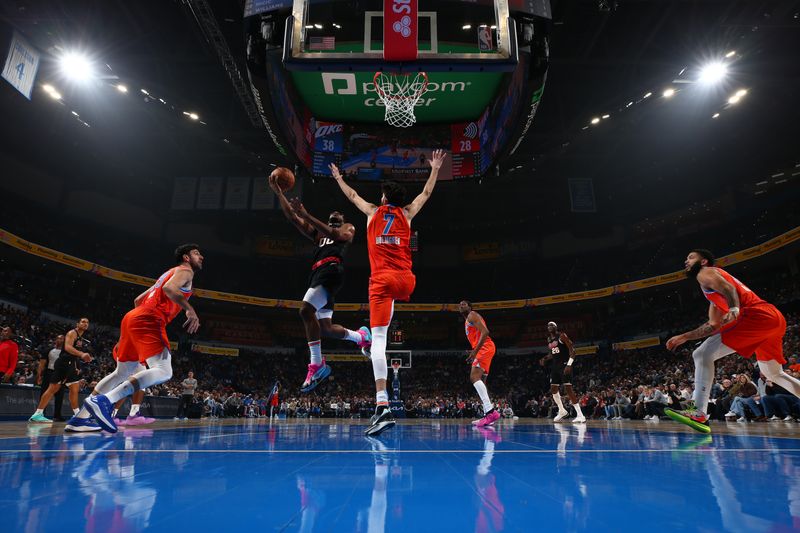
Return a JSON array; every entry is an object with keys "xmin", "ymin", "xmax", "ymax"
[
  {"xmin": 666, "ymin": 304, "xmax": 723, "ymax": 351},
  {"xmin": 329, "ymin": 163, "xmax": 377, "ymax": 217},
  {"xmin": 698, "ymin": 267, "xmax": 741, "ymax": 323}
]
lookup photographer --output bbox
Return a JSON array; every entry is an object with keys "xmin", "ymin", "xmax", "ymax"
[{"xmin": 0, "ymin": 326, "xmax": 19, "ymax": 383}]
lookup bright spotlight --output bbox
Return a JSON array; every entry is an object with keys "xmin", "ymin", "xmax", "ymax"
[
  {"xmin": 47, "ymin": 89, "xmax": 62, "ymax": 100},
  {"xmin": 728, "ymin": 95, "xmax": 741, "ymax": 105},
  {"xmin": 462, "ymin": 24, "xmax": 472, "ymax": 30},
  {"xmin": 590, "ymin": 117, "xmax": 600, "ymax": 125},
  {"xmin": 712, "ymin": 113, "xmax": 720, "ymax": 119},
  {"xmin": 643, "ymin": 92, "xmax": 652, "ymax": 99},
  {"xmin": 662, "ymin": 88, "xmax": 675, "ymax": 98},
  {"xmin": 59, "ymin": 52, "xmax": 94, "ymax": 83},
  {"xmin": 698, "ymin": 62, "xmax": 727, "ymax": 84},
  {"xmin": 735, "ymin": 89, "xmax": 747, "ymax": 97},
  {"xmin": 116, "ymin": 84, "xmax": 128, "ymax": 93},
  {"xmin": 183, "ymin": 111, "xmax": 200, "ymax": 120},
  {"xmin": 42, "ymin": 84, "xmax": 55, "ymax": 93},
  {"xmin": 602, "ymin": 114, "xmax": 610, "ymax": 119},
  {"xmin": 725, "ymin": 50, "xmax": 736, "ymax": 58}
]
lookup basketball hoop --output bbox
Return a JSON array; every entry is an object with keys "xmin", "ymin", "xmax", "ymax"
[
  {"xmin": 391, "ymin": 360, "xmax": 402, "ymax": 375},
  {"xmin": 373, "ymin": 71, "xmax": 429, "ymax": 128}
]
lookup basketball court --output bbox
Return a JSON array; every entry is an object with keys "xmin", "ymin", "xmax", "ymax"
[{"xmin": 2, "ymin": 419, "xmax": 799, "ymax": 530}]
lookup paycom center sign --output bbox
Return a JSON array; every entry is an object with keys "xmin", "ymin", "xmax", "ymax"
[{"xmin": 289, "ymin": 71, "xmax": 503, "ymax": 123}]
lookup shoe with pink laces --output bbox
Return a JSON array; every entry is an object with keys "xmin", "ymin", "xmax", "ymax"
[
  {"xmin": 125, "ymin": 413, "xmax": 155, "ymax": 426},
  {"xmin": 474, "ymin": 409, "xmax": 501, "ymax": 428},
  {"xmin": 301, "ymin": 358, "xmax": 331, "ymax": 393},
  {"xmin": 356, "ymin": 327, "xmax": 372, "ymax": 357}
]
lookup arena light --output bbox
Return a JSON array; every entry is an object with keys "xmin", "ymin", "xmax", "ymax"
[
  {"xmin": 183, "ymin": 111, "xmax": 200, "ymax": 120},
  {"xmin": 602, "ymin": 114, "xmax": 610, "ymax": 119},
  {"xmin": 735, "ymin": 89, "xmax": 747, "ymax": 97},
  {"xmin": 313, "ymin": 24, "xmax": 323, "ymax": 29},
  {"xmin": 141, "ymin": 88, "xmax": 149, "ymax": 95},
  {"xmin": 712, "ymin": 113, "xmax": 720, "ymax": 119},
  {"xmin": 116, "ymin": 84, "xmax": 128, "ymax": 93},
  {"xmin": 462, "ymin": 24, "xmax": 472, "ymax": 30},
  {"xmin": 698, "ymin": 61, "xmax": 727, "ymax": 84},
  {"xmin": 46, "ymin": 88, "xmax": 62, "ymax": 100},
  {"xmin": 725, "ymin": 50, "xmax": 736, "ymax": 58},
  {"xmin": 643, "ymin": 92, "xmax": 652, "ymax": 99},
  {"xmin": 662, "ymin": 88, "xmax": 675, "ymax": 98},
  {"xmin": 590, "ymin": 117, "xmax": 600, "ymax": 125},
  {"xmin": 59, "ymin": 52, "xmax": 94, "ymax": 83}
]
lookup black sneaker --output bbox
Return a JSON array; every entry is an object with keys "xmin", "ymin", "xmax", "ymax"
[{"xmin": 365, "ymin": 406, "xmax": 396, "ymax": 437}]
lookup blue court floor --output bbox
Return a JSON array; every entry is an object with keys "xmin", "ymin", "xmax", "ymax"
[{"xmin": 1, "ymin": 419, "xmax": 799, "ymax": 532}]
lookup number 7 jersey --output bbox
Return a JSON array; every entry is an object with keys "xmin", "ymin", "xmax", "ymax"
[{"xmin": 367, "ymin": 205, "xmax": 412, "ymax": 272}]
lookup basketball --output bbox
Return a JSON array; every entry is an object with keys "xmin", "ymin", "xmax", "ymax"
[{"xmin": 270, "ymin": 167, "xmax": 295, "ymax": 192}]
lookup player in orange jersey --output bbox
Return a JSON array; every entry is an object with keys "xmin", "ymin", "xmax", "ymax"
[
  {"xmin": 81, "ymin": 244, "xmax": 203, "ymax": 433},
  {"xmin": 459, "ymin": 301, "xmax": 500, "ymax": 427},
  {"xmin": 665, "ymin": 249, "xmax": 797, "ymax": 433},
  {"xmin": 331, "ymin": 149, "xmax": 446, "ymax": 436}
]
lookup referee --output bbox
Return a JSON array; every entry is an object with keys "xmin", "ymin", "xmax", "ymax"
[{"xmin": 37, "ymin": 335, "xmax": 66, "ymax": 419}]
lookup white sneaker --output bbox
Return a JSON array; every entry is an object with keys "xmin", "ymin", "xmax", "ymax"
[
  {"xmin": 737, "ymin": 416, "xmax": 747, "ymax": 423},
  {"xmin": 724, "ymin": 411, "xmax": 737, "ymax": 418},
  {"xmin": 769, "ymin": 415, "xmax": 781, "ymax": 421},
  {"xmin": 784, "ymin": 415, "xmax": 795, "ymax": 422},
  {"xmin": 573, "ymin": 415, "xmax": 586, "ymax": 423},
  {"xmin": 553, "ymin": 410, "xmax": 569, "ymax": 422}
]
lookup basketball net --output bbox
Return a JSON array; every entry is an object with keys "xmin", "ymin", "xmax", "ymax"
[{"xmin": 373, "ymin": 71, "xmax": 429, "ymax": 128}]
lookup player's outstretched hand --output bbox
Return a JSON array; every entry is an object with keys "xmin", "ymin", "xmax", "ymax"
[
  {"xmin": 184, "ymin": 309, "xmax": 201, "ymax": 334},
  {"xmin": 289, "ymin": 197, "xmax": 309, "ymax": 219},
  {"xmin": 665, "ymin": 334, "xmax": 686, "ymax": 352},
  {"xmin": 267, "ymin": 174, "xmax": 282, "ymax": 194},
  {"xmin": 329, "ymin": 163, "xmax": 342, "ymax": 180},
  {"xmin": 428, "ymin": 149, "xmax": 446, "ymax": 169}
]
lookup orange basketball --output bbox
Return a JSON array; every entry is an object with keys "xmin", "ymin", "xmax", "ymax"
[{"xmin": 270, "ymin": 167, "xmax": 295, "ymax": 192}]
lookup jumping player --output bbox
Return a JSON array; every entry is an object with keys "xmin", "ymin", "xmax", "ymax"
[
  {"xmin": 269, "ymin": 174, "xmax": 371, "ymax": 392},
  {"xmin": 30, "ymin": 318, "xmax": 93, "ymax": 424},
  {"xmin": 331, "ymin": 149, "xmax": 447, "ymax": 436},
  {"xmin": 81, "ymin": 244, "xmax": 203, "ymax": 433},
  {"xmin": 665, "ymin": 249, "xmax": 797, "ymax": 434},
  {"xmin": 540, "ymin": 322, "xmax": 586, "ymax": 423},
  {"xmin": 459, "ymin": 301, "xmax": 500, "ymax": 427}
]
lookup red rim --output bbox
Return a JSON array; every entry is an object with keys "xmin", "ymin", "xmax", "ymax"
[{"xmin": 373, "ymin": 71, "xmax": 429, "ymax": 101}]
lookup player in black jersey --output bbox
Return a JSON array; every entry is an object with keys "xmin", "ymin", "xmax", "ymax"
[
  {"xmin": 30, "ymin": 318, "xmax": 97, "ymax": 426},
  {"xmin": 270, "ymin": 175, "xmax": 371, "ymax": 393},
  {"xmin": 539, "ymin": 321, "xmax": 585, "ymax": 423}
]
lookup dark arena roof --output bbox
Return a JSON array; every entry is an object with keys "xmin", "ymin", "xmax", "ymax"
[{"xmin": 1, "ymin": 2, "xmax": 800, "ymax": 531}]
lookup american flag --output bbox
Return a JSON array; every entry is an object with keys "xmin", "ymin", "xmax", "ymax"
[{"xmin": 309, "ymin": 36, "xmax": 335, "ymax": 50}]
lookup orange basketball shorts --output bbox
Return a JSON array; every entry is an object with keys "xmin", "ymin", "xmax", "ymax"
[
  {"xmin": 114, "ymin": 307, "xmax": 171, "ymax": 363},
  {"xmin": 720, "ymin": 303, "xmax": 787, "ymax": 364},
  {"xmin": 471, "ymin": 343, "xmax": 497, "ymax": 374},
  {"xmin": 369, "ymin": 270, "xmax": 416, "ymax": 328}
]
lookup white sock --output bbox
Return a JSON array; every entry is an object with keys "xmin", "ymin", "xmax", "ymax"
[
  {"xmin": 106, "ymin": 381, "xmax": 135, "ymax": 404},
  {"xmin": 308, "ymin": 340, "xmax": 322, "ymax": 365},
  {"xmin": 130, "ymin": 404, "xmax": 140, "ymax": 417},
  {"xmin": 73, "ymin": 408, "xmax": 80, "ymax": 415},
  {"xmin": 376, "ymin": 390, "xmax": 389, "ymax": 406},
  {"xmin": 371, "ymin": 326, "xmax": 388, "ymax": 382},
  {"xmin": 343, "ymin": 329, "xmax": 362, "ymax": 343},
  {"xmin": 553, "ymin": 392, "xmax": 565, "ymax": 412},
  {"xmin": 574, "ymin": 403, "xmax": 584, "ymax": 417},
  {"xmin": 691, "ymin": 337, "xmax": 733, "ymax": 414},
  {"xmin": 473, "ymin": 380, "xmax": 493, "ymax": 413},
  {"xmin": 34, "ymin": 409, "xmax": 43, "ymax": 416},
  {"xmin": 112, "ymin": 409, "xmax": 119, "ymax": 418}
]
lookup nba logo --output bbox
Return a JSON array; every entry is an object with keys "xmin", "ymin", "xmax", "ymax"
[{"xmin": 478, "ymin": 26, "xmax": 493, "ymax": 52}]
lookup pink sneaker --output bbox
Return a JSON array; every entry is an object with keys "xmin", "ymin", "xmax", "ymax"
[
  {"xmin": 475, "ymin": 409, "xmax": 501, "ymax": 428},
  {"xmin": 113, "ymin": 417, "xmax": 126, "ymax": 426},
  {"xmin": 125, "ymin": 414, "xmax": 155, "ymax": 426},
  {"xmin": 303, "ymin": 362, "xmax": 323, "ymax": 387}
]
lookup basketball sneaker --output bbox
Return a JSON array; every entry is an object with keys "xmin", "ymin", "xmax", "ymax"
[
  {"xmin": 573, "ymin": 414, "xmax": 587, "ymax": 423},
  {"xmin": 475, "ymin": 409, "xmax": 501, "ymax": 428},
  {"xmin": 84, "ymin": 394, "xmax": 118, "ymax": 433},
  {"xmin": 64, "ymin": 416, "xmax": 102, "ymax": 432},
  {"xmin": 365, "ymin": 405, "xmax": 396, "ymax": 436},
  {"xmin": 301, "ymin": 359, "xmax": 331, "ymax": 393},
  {"xmin": 357, "ymin": 326, "xmax": 372, "ymax": 357},
  {"xmin": 665, "ymin": 405, "xmax": 711, "ymax": 434},
  {"xmin": 28, "ymin": 413, "xmax": 52, "ymax": 423},
  {"xmin": 553, "ymin": 410, "xmax": 569, "ymax": 422},
  {"xmin": 125, "ymin": 413, "xmax": 155, "ymax": 426}
]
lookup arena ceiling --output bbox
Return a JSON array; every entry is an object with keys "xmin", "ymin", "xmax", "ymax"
[{"xmin": 0, "ymin": 0, "xmax": 798, "ymax": 228}]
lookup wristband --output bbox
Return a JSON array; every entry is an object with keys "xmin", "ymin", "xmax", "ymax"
[
  {"xmin": 728, "ymin": 307, "xmax": 739, "ymax": 315},
  {"xmin": 567, "ymin": 358, "xmax": 574, "ymax": 366}
]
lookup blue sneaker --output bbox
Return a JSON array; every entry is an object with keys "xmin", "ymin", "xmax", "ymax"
[
  {"xmin": 84, "ymin": 395, "xmax": 118, "ymax": 433},
  {"xmin": 300, "ymin": 363, "xmax": 332, "ymax": 393},
  {"xmin": 358, "ymin": 326, "xmax": 372, "ymax": 358},
  {"xmin": 64, "ymin": 416, "xmax": 102, "ymax": 433}
]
